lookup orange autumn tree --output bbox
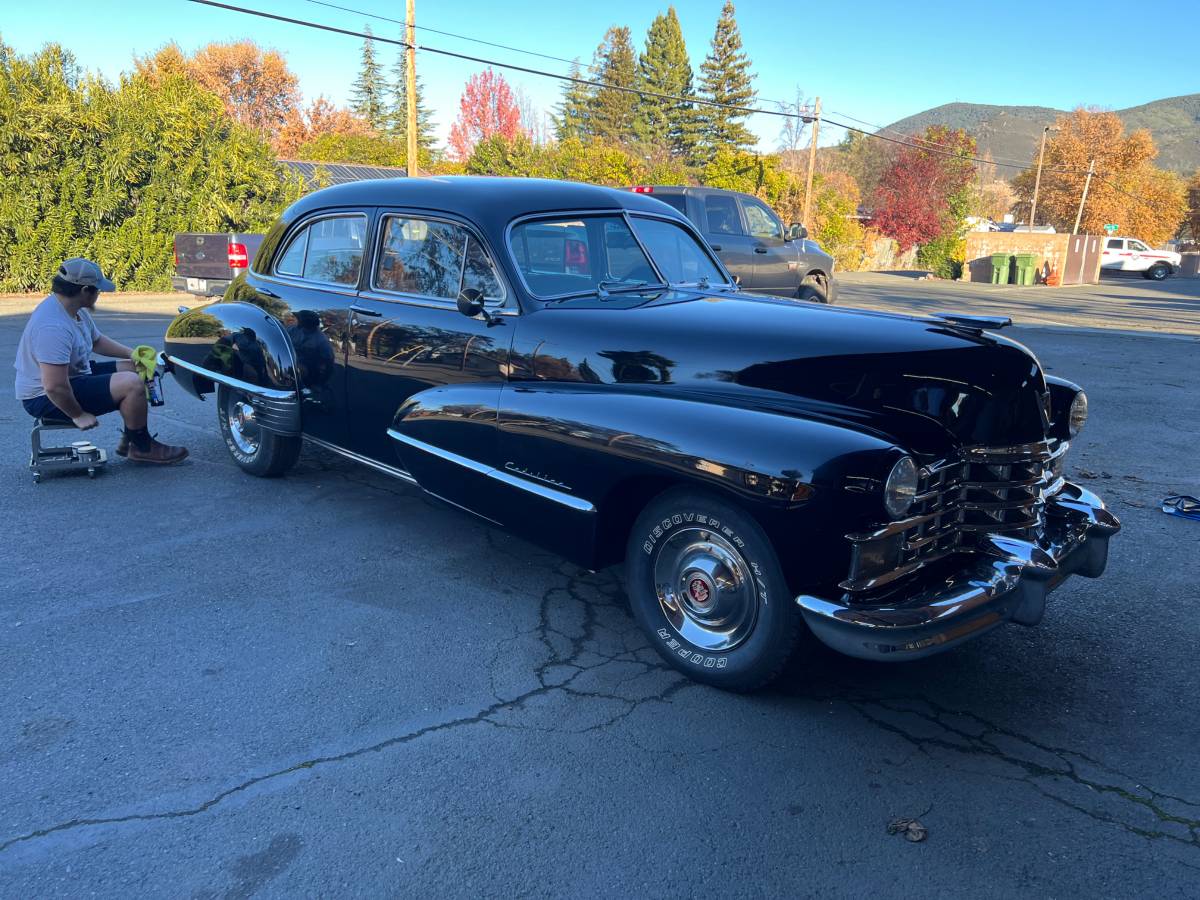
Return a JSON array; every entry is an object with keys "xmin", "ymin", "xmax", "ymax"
[
  {"xmin": 1011, "ymin": 109, "xmax": 1185, "ymax": 245},
  {"xmin": 276, "ymin": 96, "xmax": 374, "ymax": 157},
  {"xmin": 137, "ymin": 41, "xmax": 300, "ymax": 133}
]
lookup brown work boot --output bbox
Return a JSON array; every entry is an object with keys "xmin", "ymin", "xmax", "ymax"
[
  {"xmin": 126, "ymin": 436, "xmax": 188, "ymax": 465},
  {"xmin": 115, "ymin": 431, "xmax": 129, "ymax": 458}
]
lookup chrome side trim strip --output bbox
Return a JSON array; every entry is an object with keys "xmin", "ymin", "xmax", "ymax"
[
  {"xmin": 305, "ymin": 435, "xmax": 418, "ymax": 485},
  {"xmin": 387, "ymin": 428, "xmax": 595, "ymax": 513},
  {"xmin": 167, "ymin": 355, "xmax": 296, "ymax": 401}
]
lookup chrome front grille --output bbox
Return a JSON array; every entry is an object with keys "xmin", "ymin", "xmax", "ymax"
[{"xmin": 842, "ymin": 440, "xmax": 1069, "ymax": 593}]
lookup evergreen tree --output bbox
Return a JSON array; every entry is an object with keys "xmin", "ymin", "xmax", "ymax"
[
  {"xmin": 698, "ymin": 1, "xmax": 757, "ymax": 154},
  {"xmin": 587, "ymin": 26, "xmax": 637, "ymax": 144},
  {"xmin": 388, "ymin": 43, "xmax": 436, "ymax": 153},
  {"xmin": 555, "ymin": 58, "xmax": 593, "ymax": 142},
  {"xmin": 350, "ymin": 25, "xmax": 387, "ymax": 130},
  {"xmin": 635, "ymin": 7, "xmax": 699, "ymax": 161}
]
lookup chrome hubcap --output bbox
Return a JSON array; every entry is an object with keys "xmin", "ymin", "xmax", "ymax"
[
  {"xmin": 653, "ymin": 527, "xmax": 758, "ymax": 651},
  {"xmin": 227, "ymin": 396, "xmax": 260, "ymax": 455}
]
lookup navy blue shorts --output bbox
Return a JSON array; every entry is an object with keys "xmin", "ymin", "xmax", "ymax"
[{"xmin": 23, "ymin": 361, "xmax": 122, "ymax": 421}]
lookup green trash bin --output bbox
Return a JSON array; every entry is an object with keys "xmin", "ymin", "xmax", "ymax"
[
  {"xmin": 990, "ymin": 253, "xmax": 1012, "ymax": 284},
  {"xmin": 1013, "ymin": 253, "xmax": 1037, "ymax": 286}
]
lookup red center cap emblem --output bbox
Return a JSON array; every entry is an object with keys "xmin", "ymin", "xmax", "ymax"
[{"xmin": 688, "ymin": 577, "xmax": 710, "ymax": 604}]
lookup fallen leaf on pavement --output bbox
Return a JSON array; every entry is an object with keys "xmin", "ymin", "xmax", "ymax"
[{"xmin": 887, "ymin": 817, "xmax": 928, "ymax": 842}]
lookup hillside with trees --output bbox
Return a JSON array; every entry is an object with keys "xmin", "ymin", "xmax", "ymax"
[{"xmin": 884, "ymin": 94, "xmax": 1200, "ymax": 174}]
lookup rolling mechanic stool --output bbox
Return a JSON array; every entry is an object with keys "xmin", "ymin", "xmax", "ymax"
[{"xmin": 29, "ymin": 417, "xmax": 107, "ymax": 483}]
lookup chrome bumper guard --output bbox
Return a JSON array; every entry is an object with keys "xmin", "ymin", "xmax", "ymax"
[{"xmin": 795, "ymin": 482, "xmax": 1120, "ymax": 661}]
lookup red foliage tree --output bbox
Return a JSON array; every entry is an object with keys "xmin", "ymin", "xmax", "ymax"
[
  {"xmin": 448, "ymin": 69, "xmax": 524, "ymax": 161},
  {"xmin": 870, "ymin": 127, "xmax": 976, "ymax": 251}
]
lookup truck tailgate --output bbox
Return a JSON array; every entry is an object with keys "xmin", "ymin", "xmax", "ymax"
[{"xmin": 175, "ymin": 234, "xmax": 234, "ymax": 279}]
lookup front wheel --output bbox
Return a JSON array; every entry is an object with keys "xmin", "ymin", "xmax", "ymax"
[
  {"xmin": 217, "ymin": 385, "xmax": 301, "ymax": 477},
  {"xmin": 796, "ymin": 274, "xmax": 829, "ymax": 303},
  {"xmin": 1143, "ymin": 263, "xmax": 1171, "ymax": 281},
  {"xmin": 625, "ymin": 488, "xmax": 803, "ymax": 691}
]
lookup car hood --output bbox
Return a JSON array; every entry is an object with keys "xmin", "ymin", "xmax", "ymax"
[{"xmin": 528, "ymin": 290, "xmax": 1051, "ymax": 455}]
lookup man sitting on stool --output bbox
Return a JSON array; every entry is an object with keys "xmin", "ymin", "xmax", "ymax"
[{"xmin": 14, "ymin": 258, "xmax": 187, "ymax": 464}]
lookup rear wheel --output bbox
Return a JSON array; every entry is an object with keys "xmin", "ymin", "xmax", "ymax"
[
  {"xmin": 796, "ymin": 274, "xmax": 829, "ymax": 303},
  {"xmin": 624, "ymin": 488, "xmax": 803, "ymax": 691},
  {"xmin": 217, "ymin": 385, "xmax": 301, "ymax": 477},
  {"xmin": 1144, "ymin": 263, "xmax": 1171, "ymax": 281}
]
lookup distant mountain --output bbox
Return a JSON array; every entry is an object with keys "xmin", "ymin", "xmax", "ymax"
[{"xmin": 882, "ymin": 94, "xmax": 1200, "ymax": 174}]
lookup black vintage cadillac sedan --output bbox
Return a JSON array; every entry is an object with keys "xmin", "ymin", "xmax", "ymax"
[{"xmin": 164, "ymin": 177, "xmax": 1120, "ymax": 691}]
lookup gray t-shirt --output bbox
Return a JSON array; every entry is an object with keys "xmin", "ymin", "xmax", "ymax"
[{"xmin": 13, "ymin": 295, "xmax": 101, "ymax": 400}]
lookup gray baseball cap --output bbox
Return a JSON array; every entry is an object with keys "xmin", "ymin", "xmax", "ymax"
[{"xmin": 58, "ymin": 257, "xmax": 115, "ymax": 292}]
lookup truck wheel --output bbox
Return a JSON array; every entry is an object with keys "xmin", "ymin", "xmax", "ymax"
[
  {"xmin": 217, "ymin": 385, "xmax": 301, "ymax": 477},
  {"xmin": 625, "ymin": 488, "xmax": 802, "ymax": 691},
  {"xmin": 1143, "ymin": 263, "xmax": 1171, "ymax": 281},
  {"xmin": 796, "ymin": 275, "xmax": 829, "ymax": 303}
]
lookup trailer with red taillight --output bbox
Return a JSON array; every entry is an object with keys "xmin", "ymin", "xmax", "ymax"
[{"xmin": 171, "ymin": 232, "xmax": 264, "ymax": 297}]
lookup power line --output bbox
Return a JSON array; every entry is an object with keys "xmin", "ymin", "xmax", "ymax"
[
  {"xmin": 298, "ymin": 0, "xmax": 601, "ymax": 75},
  {"xmin": 185, "ymin": 0, "xmax": 1116, "ymax": 183}
]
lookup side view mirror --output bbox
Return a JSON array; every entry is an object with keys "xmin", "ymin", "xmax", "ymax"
[
  {"xmin": 457, "ymin": 288, "xmax": 501, "ymax": 327},
  {"xmin": 787, "ymin": 223, "xmax": 808, "ymax": 241}
]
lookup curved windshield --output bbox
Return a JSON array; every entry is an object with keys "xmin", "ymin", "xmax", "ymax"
[
  {"xmin": 628, "ymin": 216, "xmax": 729, "ymax": 287},
  {"xmin": 511, "ymin": 215, "xmax": 661, "ymax": 299}
]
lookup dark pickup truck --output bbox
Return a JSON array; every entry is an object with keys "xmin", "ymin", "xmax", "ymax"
[
  {"xmin": 627, "ymin": 185, "xmax": 837, "ymax": 303},
  {"xmin": 172, "ymin": 232, "xmax": 264, "ymax": 298}
]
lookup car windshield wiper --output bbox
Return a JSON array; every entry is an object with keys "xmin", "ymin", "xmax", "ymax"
[
  {"xmin": 544, "ymin": 280, "xmax": 667, "ymax": 302},
  {"xmin": 674, "ymin": 277, "xmax": 735, "ymax": 291}
]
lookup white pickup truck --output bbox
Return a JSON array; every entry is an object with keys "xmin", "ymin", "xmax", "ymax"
[{"xmin": 1100, "ymin": 237, "xmax": 1181, "ymax": 280}]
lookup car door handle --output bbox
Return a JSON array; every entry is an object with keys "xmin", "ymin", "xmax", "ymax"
[
  {"xmin": 754, "ymin": 246, "xmax": 768, "ymax": 254},
  {"xmin": 708, "ymin": 244, "xmax": 722, "ymax": 252},
  {"xmin": 350, "ymin": 305, "xmax": 382, "ymax": 318}
]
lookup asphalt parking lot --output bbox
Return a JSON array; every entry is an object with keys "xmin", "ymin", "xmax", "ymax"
[{"xmin": 2, "ymin": 283, "xmax": 1199, "ymax": 897}]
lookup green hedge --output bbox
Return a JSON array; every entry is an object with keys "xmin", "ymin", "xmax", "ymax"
[{"xmin": 0, "ymin": 43, "xmax": 304, "ymax": 292}]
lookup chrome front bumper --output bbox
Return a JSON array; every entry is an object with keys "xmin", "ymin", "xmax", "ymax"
[{"xmin": 795, "ymin": 482, "xmax": 1121, "ymax": 661}]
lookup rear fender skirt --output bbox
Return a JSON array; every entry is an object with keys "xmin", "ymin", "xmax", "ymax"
[{"xmin": 164, "ymin": 301, "xmax": 300, "ymax": 435}]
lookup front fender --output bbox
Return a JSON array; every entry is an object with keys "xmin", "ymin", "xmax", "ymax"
[
  {"xmin": 164, "ymin": 301, "xmax": 301, "ymax": 435},
  {"xmin": 497, "ymin": 383, "xmax": 902, "ymax": 580}
]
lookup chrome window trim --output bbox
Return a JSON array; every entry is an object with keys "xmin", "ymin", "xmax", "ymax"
[
  {"xmin": 387, "ymin": 428, "xmax": 595, "ymax": 513},
  {"xmin": 304, "ymin": 434, "xmax": 418, "ymax": 485},
  {"xmin": 167, "ymin": 355, "xmax": 296, "ymax": 401},
  {"xmin": 368, "ymin": 211, "xmax": 511, "ymax": 310},
  {"xmin": 269, "ymin": 211, "xmax": 370, "ymax": 289}
]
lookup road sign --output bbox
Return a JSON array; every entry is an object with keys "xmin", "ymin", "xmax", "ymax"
[{"xmin": 1104, "ymin": 224, "xmax": 1119, "ymax": 233}]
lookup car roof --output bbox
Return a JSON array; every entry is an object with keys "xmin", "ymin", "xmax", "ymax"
[{"xmin": 286, "ymin": 175, "xmax": 682, "ymax": 228}]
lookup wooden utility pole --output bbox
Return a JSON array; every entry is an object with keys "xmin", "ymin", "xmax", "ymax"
[
  {"xmin": 1072, "ymin": 158, "xmax": 1095, "ymax": 235},
  {"xmin": 405, "ymin": 0, "xmax": 418, "ymax": 177},
  {"xmin": 1028, "ymin": 125, "xmax": 1050, "ymax": 230},
  {"xmin": 801, "ymin": 96, "xmax": 821, "ymax": 229}
]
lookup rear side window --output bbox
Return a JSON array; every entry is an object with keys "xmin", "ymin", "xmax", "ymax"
[
  {"xmin": 375, "ymin": 216, "xmax": 504, "ymax": 302},
  {"xmin": 651, "ymin": 193, "xmax": 688, "ymax": 215},
  {"xmin": 703, "ymin": 195, "xmax": 742, "ymax": 235},
  {"xmin": 273, "ymin": 214, "xmax": 367, "ymax": 286},
  {"xmin": 1105, "ymin": 239, "xmax": 1123, "ymax": 249}
]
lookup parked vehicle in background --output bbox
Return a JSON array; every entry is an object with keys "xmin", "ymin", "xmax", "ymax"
[
  {"xmin": 162, "ymin": 176, "xmax": 1119, "ymax": 692},
  {"xmin": 172, "ymin": 232, "xmax": 265, "ymax": 297},
  {"xmin": 626, "ymin": 185, "xmax": 837, "ymax": 303},
  {"xmin": 1100, "ymin": 237, "xmax": 1180, "ymax": 280}
]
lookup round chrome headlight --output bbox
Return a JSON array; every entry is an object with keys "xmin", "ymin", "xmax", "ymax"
[
  {"xmin": 883, "ymin": 456, "xmax": 919, "ymax": 520},
  {"xmin": 1069, "ymin": 391, "xmax": 1088, "ymax": 437}
]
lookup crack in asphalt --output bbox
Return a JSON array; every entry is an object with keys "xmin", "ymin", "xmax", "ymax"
[
  {"xmin": 843, "ymin": 695, "xmax": 1200, "ymax": 850},
  {"xmin": 0, "ymin": 555, "xmax": 688, "ymax": 856}
]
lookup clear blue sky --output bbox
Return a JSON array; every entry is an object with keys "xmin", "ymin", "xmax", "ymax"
[{"xmin": 2, "ymin": 0, "xmax": 1195, "ymax": 155}]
